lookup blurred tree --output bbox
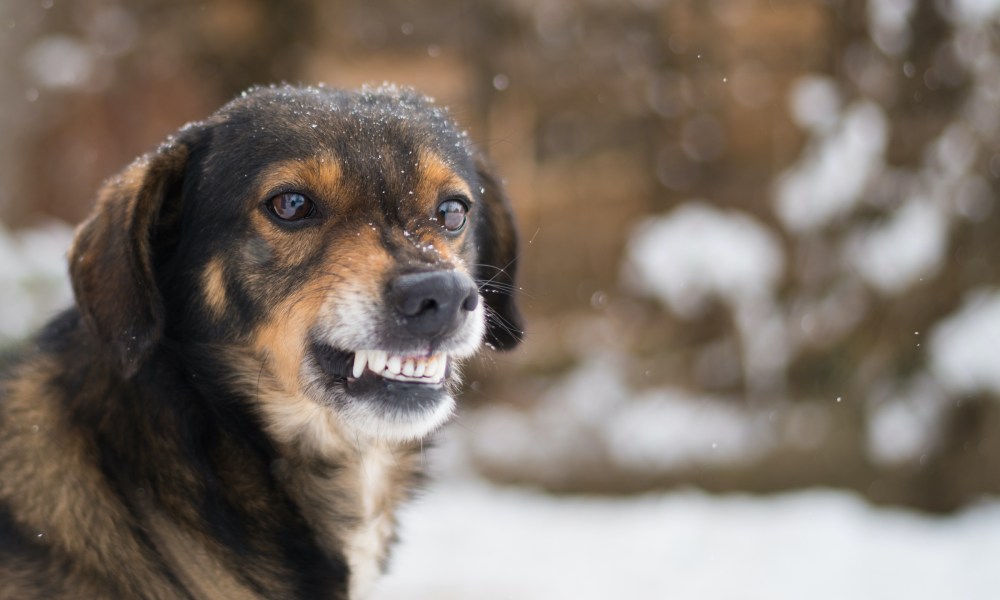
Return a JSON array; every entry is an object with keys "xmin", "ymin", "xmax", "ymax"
[{"xmin": 1, "ymin": 0, "xmax": 998, "ymax": 512}]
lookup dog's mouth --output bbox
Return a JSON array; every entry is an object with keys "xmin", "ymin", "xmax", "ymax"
[
  {"xmin": 311, "ymin": 343, "xmax": 453, "ymax": 388},
  {"xmin": 304, "ymin": 309, "xmax": 483, "ymax": 441},
  {"xmin": 309, "ymin": 342, "xmax": 458, "ymax": 440}
]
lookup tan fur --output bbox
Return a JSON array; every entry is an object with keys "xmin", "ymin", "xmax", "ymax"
[
  {"xmin": 0, "ymin": 361, "xmax": 179, "ymax": 599},
  {"xmin": 0, "ymin": 86, "xmax": 522, "ymax": 599},
  {"xmin": 242, "ymin": 223, "xmax": 420, "ymax": 596},
  {"xmin": 416, "ymin": 150, "xmax": 473, "ymax": 202},
  {"xmin": 234, "ymin": 218, "xmax": 418, "ymax": 597},
  {"xmin": 144, "ymin": 510, "xmax": 258, "ymax": 600},
  {"xmin": 271, "ymin": 442, "xmax": 420, "ymax": 600},
  {"xmin": 201, "ymin": 257, "xmax": 229, "ymax": 318},
  {"xmin": 257, "ymin": 155, "xmax": 344, "ymax": 206}
]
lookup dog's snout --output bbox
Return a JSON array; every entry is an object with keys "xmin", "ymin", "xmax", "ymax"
[{"xmin": 389, "ymin": 271, "xmax": 479, "ymax": 338}]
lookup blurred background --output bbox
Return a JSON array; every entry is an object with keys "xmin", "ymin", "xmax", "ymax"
[{"xmin": 2, "ymin": 0, "xmax": 999, "ymax": 598}]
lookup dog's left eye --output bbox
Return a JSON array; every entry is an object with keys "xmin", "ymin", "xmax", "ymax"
[
  {"xmin": 268, "ymin": 193, "xmax": 315, "ymax": 221},
  {"xmin": 437, "ymin": 199, "xmax": 468, "ymax": 232}
]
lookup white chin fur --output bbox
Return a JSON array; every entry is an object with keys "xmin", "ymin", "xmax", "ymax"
[{"xmin": 339, "ymin": 393, "xmax": 456, "ymax": 443}]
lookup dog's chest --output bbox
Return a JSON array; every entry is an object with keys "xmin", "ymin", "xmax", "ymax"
[
  {"xmin": 344, "ymin": 450, "xmax": 397, "ymax": 599},
  {"xmin": 287, "ymin": 444, "xmax": 407, "ymax": 600}
]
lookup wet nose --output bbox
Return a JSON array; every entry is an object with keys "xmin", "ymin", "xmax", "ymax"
[{"xmin": 388, "ymin": 271, "xmax": 479, "ymax": 339}]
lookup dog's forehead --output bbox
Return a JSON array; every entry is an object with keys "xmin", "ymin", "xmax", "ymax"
[{"xmin": 209, "ymin": 85, "xmax": 475, "ymax": 175}]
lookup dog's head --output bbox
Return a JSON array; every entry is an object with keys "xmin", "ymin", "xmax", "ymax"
[{"xmin": 68, "ymin": 85, "xmax": 522, "ymax": 444}]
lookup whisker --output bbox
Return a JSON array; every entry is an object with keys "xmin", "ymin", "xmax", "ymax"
[
  {"xmin": 476, "ymin": 279, "xmax": 534, "ymax": 301},
  {"xmin": 483, "ymin": 304, "xmax": 523, "ymax": 338}
]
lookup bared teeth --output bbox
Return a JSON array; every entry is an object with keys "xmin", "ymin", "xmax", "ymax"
[
  {"xmin": 386, "ymin": 355, "xmax": 402, "ymax": 376},
  {"xmin": 349, "ymin": 350, "xmax": 449, "ymax": 384},
  {"xmin": 425, "ymin": 355, "xmax": 440, "ymax": 379},
  {"xmin": 368, "ymin": 350, "xmax": 387, "ymax": 374},
  {"xmin": 352, "ymin": 350, "xmax": 368, "ymax": 379}
]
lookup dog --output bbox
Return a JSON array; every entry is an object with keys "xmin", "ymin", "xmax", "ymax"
[{"xmin": 0, "ymin": 84, "xmax": 522, "ymax": 599}]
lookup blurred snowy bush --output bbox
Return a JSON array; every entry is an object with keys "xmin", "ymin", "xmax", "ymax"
[{"xmin": 0, "ymin": 222, "xmax": 74, "ymax": 345}]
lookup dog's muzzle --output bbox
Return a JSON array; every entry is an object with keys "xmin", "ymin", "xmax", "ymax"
[{"xmin": 309, "ymin": 268, "xmax": 483, "ymax": 388}]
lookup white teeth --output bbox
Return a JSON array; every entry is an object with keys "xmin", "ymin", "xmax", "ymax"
[
  {"xmin": 347, "ymin": 350, "xmax": 449, "ymax": 384},
  {"xmin": 352, "ymin": 350, "xmax": 367, "ymax": 379},
  {"xmin": 425, "ymin": 355, "xmax": 440, "ymax": 379},
  {"xmin": 368, "ymin": 350, "xmax": 387, "ymax": 374},
  {"xmin": 386, "ymin": 355, "xmax": 402, "ymax": 375}
]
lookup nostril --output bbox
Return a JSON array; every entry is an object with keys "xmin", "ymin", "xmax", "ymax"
[
  {"xmin": 419, "ymin": 298, "xmax": 439, "ymax": 315},
  {"xmin": 462, "ymin": 291, "xmax": 479, "ymax": 312}
]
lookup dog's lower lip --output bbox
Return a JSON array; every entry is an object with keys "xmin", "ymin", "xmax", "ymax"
[{"xmin": 312, "ymin": 343, "xmax": 353, "ymax": 380}]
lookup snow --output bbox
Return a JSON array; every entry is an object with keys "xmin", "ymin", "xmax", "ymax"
[
  {"xmin": 787, "ymin": 75, "xmax": 841, "ymax": 132},
  {"xmin": 624, "ymin": 201, "xmax": 783, "ymax": 319},
  {"xmin": 867, "ymin": 0, "xmax": 915, "ymax": 56},
  {"xmin": 866, "ymin": 376, "xmax": 948, "ymax": 466},
  {"xmin": 949, "ymin": 0, "xmax": 1000, "ymax": 23},
  {"xmin": 464, "ymin": 357, "xmax": 773, "ymax": 482},
  {"xmin": 623, "ymin": 202, "xmax": 790, "ymax": 391},
  {"xmin": 21, "ymin": 35, "xmax": 97, "ymax": 90},
  {"xmin": 845, "ymin": 200, "xmax": 947, "ymax": 295},
  {"xmin": 606, "ymin": 387, "xmax": 769, "ymax": 471},
  {"xmin": 929, "ymin": 288, "xmax": 1000, "ymax": 396},
  {"xmin": 0, "ymin": 222, "xmax": 74, "ymax": 343},
  {"xmin": 775, "ymin": 100, "xmax": 888, "ymax": 233},
  {"xmin": 372, "ymin": 479, "xmax": 1000, "ymax": 600}
]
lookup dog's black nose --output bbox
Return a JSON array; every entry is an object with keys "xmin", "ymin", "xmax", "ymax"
[{"xmin": 389, "ymin": 271, "xmax": 479, "ymax": 338}]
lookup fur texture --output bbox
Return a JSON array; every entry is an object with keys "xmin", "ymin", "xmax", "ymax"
[{"xmin": 0, "ymin": 84, "xmax": 522, "ymax": 599}]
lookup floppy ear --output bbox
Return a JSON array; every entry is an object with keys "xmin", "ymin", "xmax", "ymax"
[
  {"xmin": 69, "ymin": 135, "xmax": 194, "ymax": 378},
  {"xmin": 474, "ymin": 156, "xmax": 524, "ymax": 351}
]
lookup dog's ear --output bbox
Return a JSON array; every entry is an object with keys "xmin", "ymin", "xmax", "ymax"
[
  {"xmin": 69, "ymin": 131, "xmax": 198, "ymax": 378},
  {"xmin": 474, "ymin": 156, "xmax": 524, "ymax": 351}
]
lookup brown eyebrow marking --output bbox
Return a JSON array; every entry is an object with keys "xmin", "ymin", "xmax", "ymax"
[
  {"xmin": 416, "ymin": 150, "xmax": 473, "ymax": 205},
  {"xmin": 257, "ymin": 154, "xmax": 344, "ymax": 203}
]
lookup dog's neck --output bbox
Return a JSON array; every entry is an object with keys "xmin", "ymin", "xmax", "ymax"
[
  {"xmin": 149, "ymin": 343, "xmax": 425, "ymax": 599},
  {"xmin": 266, "ymin": 415, "xmax": 423, "ymax": 600}
]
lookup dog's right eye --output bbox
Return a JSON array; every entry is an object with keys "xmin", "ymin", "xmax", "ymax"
[{"xmin": 267, "ymin": 192, "xmax": 315, "ymax": 222}]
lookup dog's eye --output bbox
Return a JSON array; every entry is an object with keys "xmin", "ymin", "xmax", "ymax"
[
  {"xmin": 268, "ymin": 193, "xmax": 315, "ymax": 221},
  {"xmin": 437, "ymin": 199, "xmax": 468, "ymax": 232}
]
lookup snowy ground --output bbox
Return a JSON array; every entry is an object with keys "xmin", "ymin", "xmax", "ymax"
[{"xmin": 373, "ymin": 478, "xmax": 1000, "ymax": 600}]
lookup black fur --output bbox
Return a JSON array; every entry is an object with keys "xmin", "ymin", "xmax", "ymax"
[{"xmin": 0, "ymin": 84, "xmax": 521, "ymax": 599}]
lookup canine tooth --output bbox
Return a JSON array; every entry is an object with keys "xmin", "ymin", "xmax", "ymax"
[
  {"xmin": 402, "ymin": 359, "xmax": 415, "ymax": 377},
  {"xmin": 386, "ymin": 355, "xmax": 402, "ymax": 375},
  {"xmin": 368, "ymin": 350, "xmax": 387, "ymax": 374},
  {"xmin": 352, "ymin": 350, "xmax": 367, "ymax": 379},
  {"xmin": 413, "ymin": 359, "xmax": 426, "ymax": 378}
]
